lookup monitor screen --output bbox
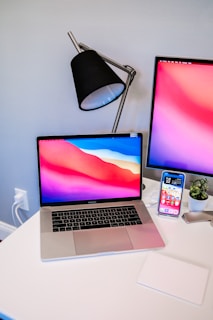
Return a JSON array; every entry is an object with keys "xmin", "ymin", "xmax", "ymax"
[{"xmin": 146, "ymin": 56, "xmax": 213, "ymax": 177}]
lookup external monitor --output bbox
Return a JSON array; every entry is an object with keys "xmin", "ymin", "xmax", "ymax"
[{"xmin": 146, "ymin": 56, "xmax": 213, "ymax": 177}]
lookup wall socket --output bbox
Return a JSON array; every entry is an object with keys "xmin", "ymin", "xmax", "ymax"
[{"xmin": 14, "ymin": 188, "xmax": 29, "ymax": 211}]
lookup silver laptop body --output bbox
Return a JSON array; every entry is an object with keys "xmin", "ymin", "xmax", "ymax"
[{"xmin": 37, "ymin": 133, "xmax": 165, "ymax": 261}]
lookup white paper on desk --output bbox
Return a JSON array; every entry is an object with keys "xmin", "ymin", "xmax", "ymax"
[{"xmin": 137, "ymin": 252, "xmax": 209, "ymax": 305}]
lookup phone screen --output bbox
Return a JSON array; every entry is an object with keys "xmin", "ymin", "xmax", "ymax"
[{"xmin": 158, "ymin": 171, "xmax": 185, "ymax": 217}]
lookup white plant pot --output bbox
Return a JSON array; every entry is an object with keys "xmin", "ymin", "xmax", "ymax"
[{"xmin": 188, "ymin": 195, "xmax": 208, "ymax": 212}]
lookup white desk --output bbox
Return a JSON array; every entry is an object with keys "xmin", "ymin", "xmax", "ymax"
[{"xmin": 0, "ymin": 178, "xmax": 213, "ymax": 320}]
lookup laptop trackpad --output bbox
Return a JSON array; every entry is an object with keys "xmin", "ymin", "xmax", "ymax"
[{"xmin": 74, "ymin": 228, "xmax": 133, "ymax": 255}]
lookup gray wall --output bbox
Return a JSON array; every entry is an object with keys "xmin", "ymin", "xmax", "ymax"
[{"xmin": 1, "ymin": 0, "xmax": 213, "ymax": 225}]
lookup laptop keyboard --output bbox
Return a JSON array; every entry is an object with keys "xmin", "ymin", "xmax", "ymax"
[{"xmin": 52, "ymin": 205, "xmax": 142, "ymax": 232}]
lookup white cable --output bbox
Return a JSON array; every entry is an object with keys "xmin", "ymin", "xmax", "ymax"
[
  {"xmin": 12, "ymin": 201, "xmax": 19, "ymax": 226},
  {"xmin": 15, "ymin": 204, "xmax": 23, "ymax": 225},
  {"xmin": 11, "ymin": 201, "xmax": 23, "ymax": 226}
]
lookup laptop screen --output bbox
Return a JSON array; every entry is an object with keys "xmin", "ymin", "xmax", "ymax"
[{"xmin": 37, "ymin": 133, "xmax": 142, "ymax": 206}]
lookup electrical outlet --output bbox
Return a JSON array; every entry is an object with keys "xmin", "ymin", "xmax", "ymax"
[{"xmin": 14, "ymin": 188, "xmax": 29, "ymax": 211}]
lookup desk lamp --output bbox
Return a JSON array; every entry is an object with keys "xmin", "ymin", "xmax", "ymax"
[{"xmin": 68, "ymin": 31, "xmax": 136, "ymax": 133}]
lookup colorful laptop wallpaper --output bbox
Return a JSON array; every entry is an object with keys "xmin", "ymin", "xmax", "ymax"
[{"xmin": 38, "ymin": 135, "xmax": 142, "ymax": 205}]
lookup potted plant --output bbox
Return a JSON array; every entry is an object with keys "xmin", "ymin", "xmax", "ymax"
[{"xmin": 188, "ymin": 178, "xmax": 208, "ymax": 212}]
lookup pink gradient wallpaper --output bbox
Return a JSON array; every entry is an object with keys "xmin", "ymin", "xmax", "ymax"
[
  {"xmin": 38, "ymin": 136, "xmax": 141, "ymax": 204},
  {"xmin": 148, "ymin": 58, "xmax": 213, "ymax": 176}
]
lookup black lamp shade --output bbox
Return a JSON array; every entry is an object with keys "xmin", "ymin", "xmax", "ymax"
[{"xmin": 71, "ymin": 50, "xmax": 126, "ymax": 110}]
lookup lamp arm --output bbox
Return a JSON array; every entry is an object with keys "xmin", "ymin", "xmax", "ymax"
[
  {"xmin": 67, "ymin": 31, "xmax": 82, "ymax": 53},
  {"xmin": 112, "ymin": 70, "xmax": 135, "ymax": 133}
]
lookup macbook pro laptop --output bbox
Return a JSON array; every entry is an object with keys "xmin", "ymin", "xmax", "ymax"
[{"xmin": 37, "ymin": 133, "xmax": 165, "ymax": 261}]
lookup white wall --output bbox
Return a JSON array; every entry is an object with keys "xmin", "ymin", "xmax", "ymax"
[{"xmin": 1, "ymin": 0, "xmax": 213, "ymax": 225}]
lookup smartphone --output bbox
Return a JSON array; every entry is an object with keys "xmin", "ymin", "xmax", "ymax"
[{"xmin": 158, "ymin": 171, "xmax": 185, "ymax": 217}]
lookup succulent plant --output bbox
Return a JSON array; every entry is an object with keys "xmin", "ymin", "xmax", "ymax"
[{"xmin": 189, "ymin": 178, "xmax": 208, "ymax": 200}]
